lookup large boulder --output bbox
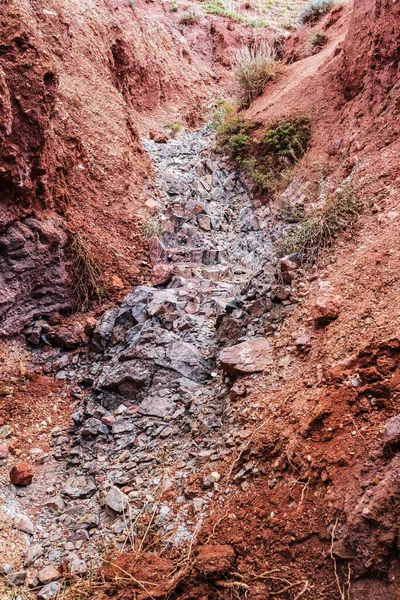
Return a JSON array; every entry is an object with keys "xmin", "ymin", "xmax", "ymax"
[
  {"xmin": 94, "ymin": 327, "xmax": 211, "ymax": 401},
  {"xmin": 219, "ymin": 338, "xmax": 273, "ymax": 375}
]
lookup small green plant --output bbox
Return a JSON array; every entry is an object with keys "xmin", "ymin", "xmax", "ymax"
[
  {"xmin": 214, "ymin": 115, "xmax": 255, "ymax": 157},
  {"xmin": 309, "ymin": 31, "xmax": 328, "ymax": 48},
  {"xmin": 248, "ymin": 18, "xmax": 270, "ymax": 28},
  {"xmin": 171, "ymin": 0, "xmax": 178, "ymax": 11},
  {"xmin": 299, "ymin": 0, "xmax": 336, "ymax": 24},
  {"xmin": 67, "ymin": 232, "xmax": 104, "ymax": 309},
  {"xmin": 262, "ymin": 116, "xmax": 311, "ymax": 163},
  {"xmin": 210, "ymin": 99, "xmax": 238, "ymax": 132},
  {"xmin": 279, "ymin": 182, "xmax": 364, "ymax": 264},
  {"xmin": 167, "ymin": 122, "xmax": 183, "ymax": 137},
  {"xmin": 204, "ymin": 0, "xmax": 243, "ymax": 20},
  {"xmin": 204, "ymin": 2, "xmax": 225, "ymax": 15},
  {"xmin": 234, "ymin": 43, "xmax": 284, "ymax": 108},
  {"xmin": 215, "ymin": 113, "xmax": 311, "ymax": 194},
  {"xmin": 179, "ymin": 6, "xmax": 203, "ymax": 25},
  {"xmin": 141, "ymin": 220, "xmax": 163, "ymax": 240}
]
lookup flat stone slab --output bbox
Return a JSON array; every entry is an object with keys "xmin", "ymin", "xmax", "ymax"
[{"xmin": 219, "ymin": 338, "xmax": 273, "ymax": 375}]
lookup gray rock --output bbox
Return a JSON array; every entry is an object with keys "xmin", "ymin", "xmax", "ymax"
[
  {"xmin": 0, "ymin": 563, "xmax": 13, "ymax": 575},
  {"xmin": 137, "ymin": 397, "xmax": 175, "ymax": 418},
  {"xmin": 44, "ymin": 496, "xmax": 65, "ymax": 513},
  {"xmin": 0, "ymin": 218, "xmax": 73, "ymax": 337},
  {"xmin": 90, "ymin": 307, "xmax": 119, "ymax": 352},
  {"xmin": 38, "ymin": 581, "xmax": 61, "ymax": 600},
  {"xmin": 197, "ymin": 214, "xmax": 211, "ymax": 231},
  {"xmin": 381, "ymin": 415, "xmax": 400, "ymax": 446},
  {"xmin": 8, "ymin": 571, "xmax": 27, "ymax": 585},
  {"xmin": 69, "ymin": 554, "xmax": 88, "ymax": 575},
  {"xmin": 63, "ymin": 476, "xmax": 97, "ymax": 499},
  {"xmin": 120, "ymin": 286, "xmax": 154, "ymax": 308},
  {"xmin": 13, "ymin": 514, "xmax": 34, "ymax": 535},
  {"xmin": 111, "ymin": 419, "xmax": 135, "ymax": 434},
  {"xmin": 105, "ymin": 486, "xmax": 129, "ymax": 513},
  {"xmin": 81, "ymin": 418, "xmax": 109, "ymax": 437},
  {"xmin": 24, "ymin": 544, "xmax": 44, "ymax": 567}
]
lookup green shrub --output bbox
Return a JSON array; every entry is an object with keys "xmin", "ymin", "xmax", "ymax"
[
  {"xmin": 171, "ymin": 0, "xmax": 178, "ymax": 11},
  {"xmin": 262, "ymin": 116, "xmax": 311, "ymax": 163},
  {"xmin": 215, "ymin": 113, "xmax": 311, "ymax": 194},
  {"xmin": 299, "ymin": 0, "xmax": 336, "ymax": 24},
  {"xmin": 309, "ymin": 31, "xmax": 329, "ymax": 47},
  {"xmin": 234, "ymin": 43, "xmax": 284, "ymax": 108},
  {"xmin": 205, "ymin": 2, "xmax": 225, "ymax": 15},
  {"xmin": 237, "ymin": 157, "xmax": 275, "ymax": 191},
  {"xmin": 279, "ymin": 182, "xmax": 363, "ymax": 264},
  {"xmin": 204, "ymin": 1, "xmax": 244, "ymax": 20},
  {"xmin": 227, "ymin": 132, "xmax": 251, "ymax": 153},
  {"xmin": 214, "ymin": 115, "xmax": 255, "ymax": 158}
]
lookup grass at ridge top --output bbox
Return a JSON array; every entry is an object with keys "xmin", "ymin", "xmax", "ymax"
[{"xmin": 185, "ymin": 0, "xmax": 311, "ymax": 29}]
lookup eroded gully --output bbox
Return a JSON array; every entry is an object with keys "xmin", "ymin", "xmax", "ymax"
[{"xmin": 0, "ymin": 126, "xmax": 299, "ymax": 593}]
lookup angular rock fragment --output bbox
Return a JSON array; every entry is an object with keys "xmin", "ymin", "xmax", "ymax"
[
  {"xmin": 105, "ymin": 486, "xmax": 129, "ymax": 513},
  {"xmin": 38, "ymin": 566, "xmax": 61, "ymax": 585},
  {"xmin": 90, "ymin": 308, "xmax": 119, "ymax": 352},
  {"xmin": 219, "ymin": 338, "xmax": 273, "ymax": 375},
  {"xmin": 24, "ymin": 544, "xmax": 44, "ymax": 567},
  {"xmin": 312, "ymin": 293, "xmax": 342, "ymax": 326},
  {"xmin": 38, "ymin": 581, "xmax": 61, "ymax": 600},
  {"xmin": 152, "ymin": 263, "xmax": 174, "ymax": 286},
  {"xmin": 10, "ymin": 462, "xmax": 34, "ymax": 486},
  {"xmin": 381, "ymin": 415, "xmax": 400, "ymax": 446},
  {"xmin": 14, "ymin": 514, "xmax": 34, "ymax": 535},
  {"xmin": 63, "ymin": 476, "xmax": 97, "ymax": 499}
]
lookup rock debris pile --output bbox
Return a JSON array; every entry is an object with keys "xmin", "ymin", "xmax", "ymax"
[{"xmin": 0, "ymin": 128, "xmax": 301, "ymax": 597}]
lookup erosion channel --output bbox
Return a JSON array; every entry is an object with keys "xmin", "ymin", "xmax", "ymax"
[{"xmin": 0, "ymin": 125, "xmax": 300, "ymax": 592}]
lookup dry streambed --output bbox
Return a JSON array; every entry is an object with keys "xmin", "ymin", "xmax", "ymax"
[{"xmin": 0, "ymin": 127, "xmax": 302, "ymax": 598}]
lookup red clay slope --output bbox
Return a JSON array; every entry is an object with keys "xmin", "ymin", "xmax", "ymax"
[{"xmin": 0, "ymin": 0, "xmax": 253, "ymax": 335}]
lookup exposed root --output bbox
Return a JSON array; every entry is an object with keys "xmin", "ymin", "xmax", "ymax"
[
  {"xmin": 293, "ymin": 580, "xmax": 310, "ymax": 599},
  {"xmin": 204, "ymin": 511, "xmax": 230, "ymax": 545},
  {"xmin": 270, "ymin": 580, "xmax": 308, "ymax": 596},
  {"xmin": 214, "ymin": 579, "xmax": 251, "ymax": 590},
  {"xmin": 330, "ymin": 518, "xmax": 352, "ymax": 600}
]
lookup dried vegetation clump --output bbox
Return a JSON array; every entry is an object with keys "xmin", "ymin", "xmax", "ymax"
[
  {"xmin": 299, "ymin": 0, "xmax": 336, "ymax": 24},
  {"xmin": 67, "ymin": 232, "xmax": 104, "ymax": 309},
  {"xmin": 279, "ymin": 181, "xmax": 367, "ymax": 265},
  {"xmin": 234, "ymin": 43, "xmax": 284, "ymax": 108}
]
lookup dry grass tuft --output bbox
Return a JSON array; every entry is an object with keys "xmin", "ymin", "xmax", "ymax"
[
  {"xmin": 234, "ymin": 43, "xmax": 284, "ymax": 108},
  {"xmin": 67, "ymin": 232, "xmax": 104, "ymax": 309},
  {"xmin": 279, "ymin": 181, "xmax": 365, "ymax": 265},
  {"xmin": 299, "ymin": 0, "xmax": 336, "ymax": 24},
  {"xmin": 179, "ymin": 5, "xmax": 203, "ymax": 25},
  {"xmin": 140, "ymin": 220, "xmax": 163, "ymax": 240}
]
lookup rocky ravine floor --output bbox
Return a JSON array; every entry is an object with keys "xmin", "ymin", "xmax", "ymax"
[{"xmin": 0, "ymin": 127, "xmax": 301, "ymax": 598}]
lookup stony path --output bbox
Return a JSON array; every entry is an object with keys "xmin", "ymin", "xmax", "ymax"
[{"xmin": 0, "ymin": 127, "xmax": 297, "ymax": 598}]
